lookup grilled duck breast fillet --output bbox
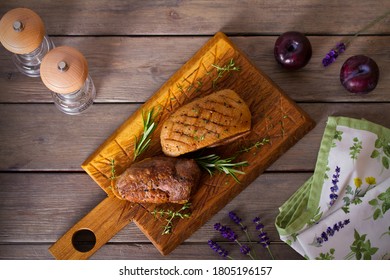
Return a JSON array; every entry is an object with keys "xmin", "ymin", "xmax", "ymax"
[
  {"xmin": 112, "ymin": 157, "xmax": 201, "ymax": 204},
  {"xmin": 160, "ymin": 89, "xmax": 251, "ymax": 157}
]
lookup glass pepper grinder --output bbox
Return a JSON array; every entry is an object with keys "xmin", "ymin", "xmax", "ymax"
[
  {"xmin": 0, "ymin": 8, "xmax": 54, "ymax": 77},
  {"xmin": 40, "ymin": 46, "xmax": 96, "ymax": 115}
]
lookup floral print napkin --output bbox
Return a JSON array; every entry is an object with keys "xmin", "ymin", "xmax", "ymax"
[{"xmin": 275, "ymin": 116, "xmax": 390, "ymax": 260}]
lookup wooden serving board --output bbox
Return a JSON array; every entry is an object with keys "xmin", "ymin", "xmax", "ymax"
[{"xmin": 49, "ymin": 32, "xmax": 315, "ymax": 259}]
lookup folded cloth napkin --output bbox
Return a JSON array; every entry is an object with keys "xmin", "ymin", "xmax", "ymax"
[{"xmin": 275, "ymin": 116, "xmax": 390, "ymax": 260}]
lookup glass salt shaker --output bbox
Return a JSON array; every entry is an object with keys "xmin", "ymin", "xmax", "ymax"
[
  {"xmin": 40, "ymin": 46, "xmax": 96, "ymax": 115},
  {"xmin": 0, "ymin": 8, "xmax": 54, "ymax": 77}
]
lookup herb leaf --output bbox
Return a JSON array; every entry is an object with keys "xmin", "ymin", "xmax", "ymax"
[
  {"xmin": 133, "ymin": 108, "xmax": 158, "ymax": 161},
  {"xmin": 109, "ymin": 159, "xmax": 116, "ymax": 180},
  {"xmin": 211, "ymin": 58, "xmax": 240, "ymax": 88},
  {"xmin": 152, "ymin": 202, "xmax": 192, "ymax": 235},
  {"xmin": 236, "ymin": 138, "xmax": 270, "ymax": 155},
  {"xmin": 195, "ymin": 154, "xmax": 248, "ymax": 183}
]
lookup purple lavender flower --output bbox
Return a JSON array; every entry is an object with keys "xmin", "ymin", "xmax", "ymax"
[
  {"xmin": 322, "ymin": 42, "xmax": 346, "ymax": 67},
  {"xmin": 253, "ymin": 218, "xmax": 268, "ymax": 243},
  {"xmin": 326, "ymin": 226, "xmax": 335, "ymax": 237},
  {"xmin": 229, "ymin": 211, "xmax": 242, "ymax": 224},
  {"xmin": 255, "ymin": 223, "xmax": 264, "ymax": 231},
  {"xmin": 210, "ymin": 214, "xmax": 278, "ymax": 260},
  {"xmin": 258, "ymin": 232, "xmax": 270, "ymax": 248},
  {"xmin": 322, "ymin": 11, "xmax": 390, "ymax": 67},
  {"xmin": 314, "ymin": 219, "xmax": 350, "ymax": 246},
  {"xmin": 321, "ymin": 232, "xmax": 329, "ymax": 242},
  {"xmin": 229, "ymin": 211, "xmax": 247, "ymax": 231},
  {"xmin": 208, "ymin": 240, "xmax": 230, "ymax": 259},
  {"xmin": 214, "ymin": 223, "xmax": 238, "ymax": 241},
  {"xmin": 336, "ymin": 42, "xmax": 346, "ymax": 53},
  {"xmin": 240, "ymin": 244, "xmax": 251, "ymax": 256},
  {"xmin": 329, "ymin": 166, "xmax": 340, "ymax": 206},
  {"xmin": 253, "ymin": 218, "xmax": 269, "ymax": 247},
  {"xmin": 213, "ymin": 222, "xmax": 255, "ymax": 259},
  {"xmin": 253, "ymin": 217, "xmax": 274, "ymax": 259}
]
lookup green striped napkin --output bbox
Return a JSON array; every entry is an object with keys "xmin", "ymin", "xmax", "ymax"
[{"xmin": 276, "ymin": 116, "xmax": 390, "ymax": 260}]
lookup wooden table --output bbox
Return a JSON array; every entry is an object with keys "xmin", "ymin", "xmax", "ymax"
[{"xmin": 0, "ymin": 0, "xmax": 389, "ymax": 260}]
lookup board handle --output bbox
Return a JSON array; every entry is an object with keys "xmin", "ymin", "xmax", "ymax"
[{"xmin": 49, "ymin": 196, "xmax": 134, "ymax": 260}]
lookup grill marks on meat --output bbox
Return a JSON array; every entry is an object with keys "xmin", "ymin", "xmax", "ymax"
[
  {"xmin": 111, "ymin": 90, "xmax": 250, "ymax": 204},
  {"xmin": 112, "ymin": 157, "xmax": 201, "ymax": 204},
  {"xmin": 161, "ymin": 89, "xmax": 251, "ymax": 157}
]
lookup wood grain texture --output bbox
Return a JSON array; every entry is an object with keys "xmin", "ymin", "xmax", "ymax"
[
  {"xmin": 0, "ymin": 172, "xmax": 309, "ymax": 243},
  {"xmin": 0, "ymin": 0, "xmax": 389, "ymax": 261},
  {"xmin": 82, "ymin": 32, "xmax": 315, "ymax": 191},
  {"xmin": 0, "ymin": 243, "xmax": 303, "ymax": 260},
  {"xmin": 49, "ymin": 197, "xmax": 136, "ymax": 260},
  {"xmin": 40, "ymin": 46, "xmax": 89, "ymax": 94},
  {"xmin": 55, "ymin": 32, "xmax": 314, "ymax": 258},
  {"xmin": 1, "ymin": 0, "xmax": 389, "ymax": 36},
  {"xmin": 1, "ymin": 103, "xmax": 389, "ymax": 172},
  {"xmin": 1, "ymin": 36, "xmax": 390, "ymax": 103},
  {"xmin": 0, "ymin": 172, "xmax": 309, "ymax": 259},
  {"xmin": 0, "ymin": 7, "xmax": 45, "ymax": 54}
]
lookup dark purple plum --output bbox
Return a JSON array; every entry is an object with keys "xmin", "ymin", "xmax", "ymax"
[
  {"xmin": 340, "ymin": 55, "xmax": 379, "ymax": 94},
  {"xmin": 274, "ymin": 31, "xmax": 312, "ymax": 70}
]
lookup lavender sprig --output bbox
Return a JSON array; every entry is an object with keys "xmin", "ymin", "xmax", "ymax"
[
  {"xmin": 322, "ymin": 10, "xmax": 390, "ymax": 67},
  {"xmin": 229, "ymin": 211, "xmax": 258, "ymax": 259},
  {"xmin": 313, "ymin": 219, "xmax": 350, "ymax": 247},
  {"xmin": 214, "ymin": 223, "xmax": 255, "ymax": 260},
  {"xmin": 322, "ymin": 43, "xmax": 346, "ymax": 67},
  {"xmin": 253, "ymin": 217, "xmax": 274, "ymax": 260},
  {"xmin": 228, "ymin": 211, "xmax": 246, "ymax": 231},
  {"xmin": 240, "ymin": 244, "xmax": 251, "ymax": 256},
  {"xmin": 329, "ymin": 166, "xmax": 340, "ymax": 206},
  {"xmin": 209, "ymin": 213, "xmax": 277, "ymax": 260},
  {"xmin": 214, "ymin": 223, "xmax": 238, "ymax": 241},
  {"xmin": 208, "ymin": 240, "xmax": 232, "ymax": 259}
]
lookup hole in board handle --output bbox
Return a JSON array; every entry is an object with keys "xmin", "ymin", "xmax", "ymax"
[{"xmin": 72, "ymin": 229, "xmax": 96, "ymax": 253}]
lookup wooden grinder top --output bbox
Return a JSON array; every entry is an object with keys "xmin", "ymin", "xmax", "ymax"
[
  {"xmin": 0, "ymin": 8, "xmax": 45, "ymax": 54},
  {"xmin": 40, "ymin": 46, "xmax": 89, "ymax": 94}
]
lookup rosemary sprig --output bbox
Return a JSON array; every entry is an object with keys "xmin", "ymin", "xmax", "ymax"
[
  {"xmin": 211, "ymin": 58, "xmax": 240, "ymax": 88},
  {"xmin": 133, "ymin": 108, "xmax": 158, "ymax": 161},
  {"xmin": 152, "ymin": 202, "xmax": 192, "ymax": 235},
  {"xmin": 236, "ymin": 138, "xmax": 270, "ymax": 155},
  {"xmin": 195, "ymin": 154, "xmax": 248, "ymax": 183},
  {"xmin": 109, "ymin": 159, "xmax": 116, "ymax": 180}
]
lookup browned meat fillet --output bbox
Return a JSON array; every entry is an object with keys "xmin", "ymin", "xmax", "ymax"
[
  {"xmin": 112, "ymin": 157, "xmax": 201, "ymax": 204},
  {"xmin": 160, "ymin": 89, "xmax": 251, "ymax": 157}
]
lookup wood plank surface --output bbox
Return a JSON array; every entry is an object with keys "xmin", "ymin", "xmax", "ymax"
[
  {"xmin": 66, "ymin": 32, "xmax": 314, "ymax": 258},
  {"xmin": 0, "ymin": 243, "xmax": 303, "ymax": 260},
  {"xmin": 1, "ymin": 36, "xmax": 390, "ymax": 103},
  {"xmin": 0, "ymin": 0, "xmax": 389, "ymax": 261},
  {"xmin": 0, "ymin": 172, "xmax": 309, "ymax": 259},
  {"xmin": 1, "ymin": 103, "xmax": 389, "ymax": 172},
  {"xmin": 0, "ymin": 172, "xmax": 309, "ymax": 243},
  {"xmin": 1, "ymin": 0, "xmax": 389, "ymax": 36}
]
